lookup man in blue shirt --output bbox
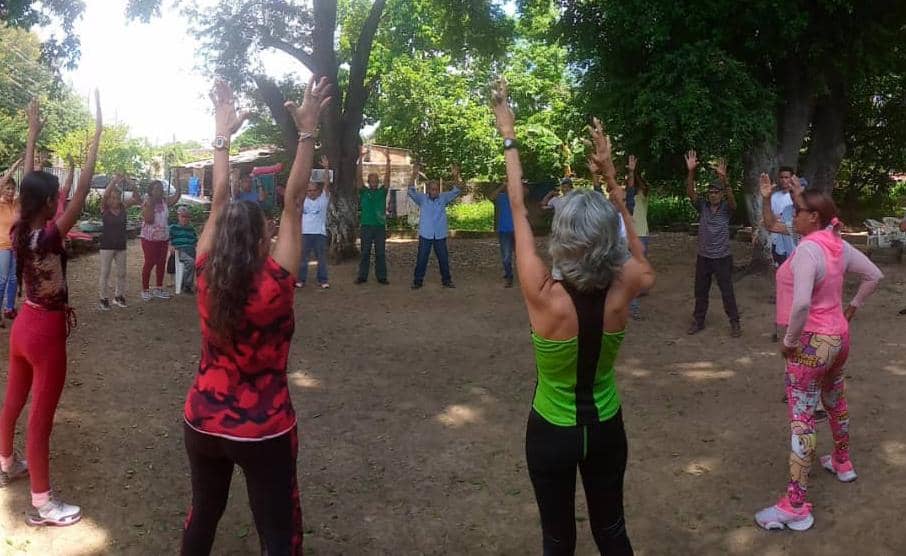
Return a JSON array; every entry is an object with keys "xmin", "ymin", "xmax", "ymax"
[
  {"xmin": 490, "ymin": 183, "xmax": 515, "ymax": 287},
  {"xmin": 234, "ymin": 171, "xmax": 265, "ymax": 204},
  {"xmin": 408, "ymin": 162, "xmax": 462, "ymax": 289}
]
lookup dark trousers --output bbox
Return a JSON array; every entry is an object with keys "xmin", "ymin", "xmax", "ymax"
[
  {"xmin": 181, "ymin": 424, "xmax": 303, "ymax": 556},
  {"xmin": 358, "ymin": 225, "xmax": 387, "ymax": 281},
  {"xmin": 525, "ymin": 409, "xmax": 633, "ymax": 556},
  {"xmin": 693, "ymin": 255, "xmax": 740, "ymax": 325},
  {"xmin": 413, "ymin": 236, "xmax": 451, "ymax": 285},
  {"xmin": 499, "ymin": 231, "xmax": 515, "ymax": 280}
]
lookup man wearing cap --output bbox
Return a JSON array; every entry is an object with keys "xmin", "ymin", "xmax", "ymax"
[
  {"xmin": 540, "ymin": 177, "xmax": 574, "ymax": 213},
  {"xmin": 169, "ymin": 206, "xmax": 199, "ymax": 294},
  {"xmin": 684, "ymin": 150, "xmax": 741, "ymax": 338}
]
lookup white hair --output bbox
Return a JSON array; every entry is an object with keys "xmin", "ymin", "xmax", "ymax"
[{"xmin": 548, "ymin": 189, "xmax": 629, "ymax": 291}]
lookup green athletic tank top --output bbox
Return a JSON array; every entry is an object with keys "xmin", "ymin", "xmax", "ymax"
[{"xmin": 531, "ymin": 284, "xmax": 625, "ymax": 426}]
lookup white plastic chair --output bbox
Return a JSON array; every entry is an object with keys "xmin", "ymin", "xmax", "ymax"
[{"xmin": 173, "ymin": 250, "xmax": 186, "ymax": 295}]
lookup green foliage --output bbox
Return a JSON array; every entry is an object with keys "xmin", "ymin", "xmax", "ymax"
[
  {"xmin": 51, "ymin": 123, "xmax": 153, "ymax": 176},
  {"xmin": 646, "ymin": 196, "xmax": 699, "ymax": 229},
  {"xmin": 447, "ymin": 200, "xmax": 495, "ymax": 231}
]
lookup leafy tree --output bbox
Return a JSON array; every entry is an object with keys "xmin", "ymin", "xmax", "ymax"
[
  {"xmin": 548, "ymin": 0, "xmax": 906, "ymax": 263},
  {"xmin": 52, "ymin": 123, "xmax": 152, "ymax": 176},
  {"xmin": 173, "ymin": 0, "xmax": 510, "ymax": 259}
]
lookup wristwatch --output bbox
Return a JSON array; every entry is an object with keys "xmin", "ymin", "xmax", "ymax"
[
  {"xmin": 212, "ymin": 135, "xmax": 228, "ymax": 151},
  {"xmin": 503, "ymin": 138, "xmax": 519, "ymax": 151}
]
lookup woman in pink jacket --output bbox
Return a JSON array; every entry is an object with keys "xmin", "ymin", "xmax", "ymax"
[{"xmin": 755, "ymin": 178, "xmax": 883, "ymax": 532}]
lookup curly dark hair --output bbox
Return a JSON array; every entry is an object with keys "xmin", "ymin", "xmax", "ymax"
[
  {"xmin": 204, "ymin": 200, "xmax": 268, "ymax": 342},
  {"xmin": 11, "ymin": 171, "xmax": 59, "ymax": 294}
]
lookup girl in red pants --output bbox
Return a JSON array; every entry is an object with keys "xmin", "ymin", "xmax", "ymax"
[
  {"xmin": 0, "ymin": 93, "xmax": 102, "ymax": 526},
  {"xmin": 140, "ymin": 179, "xmax": 181, "ymax": 301}
]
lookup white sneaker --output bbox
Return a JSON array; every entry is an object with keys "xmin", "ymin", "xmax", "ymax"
[
  {"xmin": 152, "ymin": 288, "xmax": 171, "ymax": 300},
  {"xmin": 0, "ymin": 454, "xmax": 28, "ymax": 487},
  {"xmin": 755, "ymin": 496, "xmax": 814, "ymax": 531},
  {"xmin": 141, "ymin": 291, "xmax": 152, "ymax": 302},
  {"xmin": 820, "ymin": 455, "xmax": 858, "ymax": 482},
  {"xmin": 27, "ymin": 497, "xmax": 81, "ymax": 527}
]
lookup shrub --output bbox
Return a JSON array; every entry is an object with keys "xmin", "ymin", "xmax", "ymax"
[{"xmin": 448, "ymin": 200, "xmax": 494, "ymax": 231}]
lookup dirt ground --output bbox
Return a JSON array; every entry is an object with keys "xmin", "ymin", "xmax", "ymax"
[{"xmin": 1, "ymin": 232, "xmax": 905, "ymax": 555}]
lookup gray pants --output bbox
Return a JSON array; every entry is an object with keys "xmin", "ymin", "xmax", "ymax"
[
  {"xmin": 99, "ymin": 249, "xmax": 127, "ymax": 299},
  {"xmin": 177, "ymin": 249, "xmax": 196, "ymax": 293}
]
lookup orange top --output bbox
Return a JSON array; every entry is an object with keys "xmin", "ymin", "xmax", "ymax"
[{"xmin": 0, "ymin": 201, "xmax": 18, "ymax": 250}]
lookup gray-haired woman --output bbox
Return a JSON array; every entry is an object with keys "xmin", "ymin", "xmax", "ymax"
[{"xmin": 491, "ymin": 80, "xmax": 655, "ymax": 555}]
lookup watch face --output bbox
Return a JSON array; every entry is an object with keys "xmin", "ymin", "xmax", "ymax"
[{"xmin": 214, "ymin": 136, "xmax": 225, "ymax": 149}]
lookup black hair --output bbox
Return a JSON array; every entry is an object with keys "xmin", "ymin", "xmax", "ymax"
[
  {"xmin": 778, "ymin": 166, "xmax": 796, "ymax": 175},
  {"xmin": 12, "ymin": 171, "xmax": 60, "ymax": 294}
]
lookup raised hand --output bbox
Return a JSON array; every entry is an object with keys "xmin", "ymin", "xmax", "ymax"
[
  {"xmin": 410, "ymin": 159, "xmax": 421, "ymax": 184},
  {"xmin": 684, "ymin": 150, "xmax": 698, "ymax": 172},
  {"xmin": 320, "ymin": 155, "xmax": 330, "ymax": 169},
  {"xmin": 608, "ymin": 182, "xmax": 627, "ymax": 207},
  {"xmin": 759, "ymin": 173, "xmax": 773, "ymax": 198},
  {"xmin": 490, "ymin": 78, "xmax": 516, "ymax": 137},
  {"xmin": 790, "ymin": 174, "xmax": 803, "ymax": 197},
  {"xmin": 26, "ymin": 99, "xmax": 45, "ymax": 140},
  {"xmin": 627, "ymin": 154, "xmax": 638, "ymax": 173},
  {"xmin": 587, "ymin": 157, "xmax": 600, "ymax": 176},
  {"xmin": 93, "ymin": 89, "xmax": 103, "ymax": 134},
  {"xmin": 589, "ymin": 118, "xmax": 616, "ymax": 181},
  {"xmin": 451, "ymin": 164, "xmax": 462, "ymax": 183},
  {"xmin": 712, "ymin": 157, "xmax": 728, "ymax": 180},
  {"xmin": 209, "ymin": 79, "xmax": 249, "ymax": 137},
  {"xmin": 284, "ymin": 76, "xmax": 334, "ymax": 133}
]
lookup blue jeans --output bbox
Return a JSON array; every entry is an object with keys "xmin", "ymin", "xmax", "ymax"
[
  {"xmin": 413, "ymin": 237, "xmax": 451, "ymax": 285},
  {"xmin": 499, "ymin": 232, "xmax": 515, "ymax": 280},
  {"xmin": 629, "ymin": 237, "xmax": 649, "ymax": 314},
  {"xmin": 358, "ymin": 225, "xmax": 387, "ymax": 281},
  {"xmin": 0, "ymin": 249, "xmax": 16, "ymax": 312},
  {"xmin": 299, "ymin": 234, "xmax": 328, "ymax": 285}
]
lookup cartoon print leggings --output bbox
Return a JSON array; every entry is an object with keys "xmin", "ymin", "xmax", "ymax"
[{"xmin": 785, "ymin": 331, "xmax": 850, "ymax": 507}]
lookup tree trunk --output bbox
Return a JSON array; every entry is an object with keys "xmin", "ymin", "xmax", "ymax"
[
  {"xmin": 776, "ymin": 60, "xmax": 814, "ymax": 169},
  {"xmin": 801, "ymin": 82, "xmax": 847, "ymax": 193},
  {"xmin": 741, "ymin": 140, "xmax": 776, "ymax": 275}
]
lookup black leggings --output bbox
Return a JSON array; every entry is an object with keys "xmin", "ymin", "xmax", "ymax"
[
  {"xmin": 181, "ymin": 423, "xmax": 303, "ymax": 556},
  {"xmin": 525, "ymin": 409, "xmax": 632, "ymax": 556}
]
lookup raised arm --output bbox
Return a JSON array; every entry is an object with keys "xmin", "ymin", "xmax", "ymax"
[
  {"xmin": 272, "ymin": 76, "xmax": 333, "ymax": 275},
  {"xmin": 167, "ymin": 182, "xmax": 182, "ymax": 207},
  {"xmin": 626, "ymin": 155, "xmax": 637, "ymax": 190},
  {"xmin": 57, "ymin": 91, "xmax": 102, "ymax": 235},
  {"xmin": 320, "ymin": 155, "xmax": 332, "ymax": 194},
  {"xmin": 684, "ymin": 150, "xmax": 698, "ymax": 203},
  {"xmin": 382, "ymin": 147, "xmax": 391, "ymax": 189},
  {"xmin": 540, "ymin": 188, "xmax": 558, "ymax": 210},
  {"xmin": 24, "ymin": 100, "xmax": 44, "ymax": 174},
  {"xmin": 759, "ymin": 173, "xmax": 788, "ymax": 234},
  {"xmin": 356, "ymin": 146, "xmax": 367, "ymax": 190},
  {"xmin": 491, "ymin": 79, "xmax": 551, "ymax": 305},
  {"xmin": 197, "ymin": 80, "xmax": 250, "ymax": 258}
]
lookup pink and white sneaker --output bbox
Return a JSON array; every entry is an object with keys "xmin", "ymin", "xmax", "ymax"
[
  {"xmin": 820, "ymin": 455, "xmax": 857, "ymax": 482},
  {"xmin": 755, "ymin": 496, "xmax": 814, "ymax": 531}
]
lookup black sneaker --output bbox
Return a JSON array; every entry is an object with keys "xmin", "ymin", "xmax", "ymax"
[
  {"xmin": 730, "ymin": 321, "xmax": 742, "ymax": 338},
  {"xmin": 99, "ymin": 298, "xmax": 111, "ymax": 311},
  {"xmin": 411, "ymin": 282, "xmax": 422, "ymax": 290},
  {"xmin": 113, "ymin": 296, "xmax": 128, "ymax": 308},
  {"xmin": 377, "ymin": 279, "xmax": 389, "ymax": 285},
  {"xmin": 687, "ymin": 322, "xmax": 704, "ymax": 335},
  {"xmin": 899, "ymin": 307, "xmax": 906, "ymax": 315},
  {"xmin": 354, "ymin": 277, "xmax": 367, "ymax": 285},
  {"xmin": 442, "ymin": 282, "xmax": 456, "ymax": 289},
  {"xmin": 504, "ymin": 279, "xmax": 513, "ymax": 288}
]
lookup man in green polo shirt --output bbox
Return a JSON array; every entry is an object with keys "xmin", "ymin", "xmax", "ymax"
[{"xmin": 356, "ymin": 146, "xmax": 391, "ymax": 284}]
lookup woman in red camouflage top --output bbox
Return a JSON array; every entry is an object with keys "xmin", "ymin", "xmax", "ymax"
[{"xmin": 180, "ymin": 77, "xmax": 333, "ymax": 556}]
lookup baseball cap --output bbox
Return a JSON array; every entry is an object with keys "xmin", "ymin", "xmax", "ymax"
[
  {"xmin": 559, "ymin": 177, "xmax": 573, "ymax": 186},
  {"xmin": 708, "ymin": 180, "xmax": 723, "ymax": 192}
]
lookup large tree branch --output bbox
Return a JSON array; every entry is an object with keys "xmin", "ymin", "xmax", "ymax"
[
  {"xmin": 254, "ymin": 75, "xmax": 298, "ymax": 153},
  {"xmin": 260, "ymin": 36, "xmax": 317, "ymax": 74}
]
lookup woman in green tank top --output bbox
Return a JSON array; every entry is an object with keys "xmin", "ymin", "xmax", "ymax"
[{"xmin": 491, "ymin": 81, "xmax": 655, "ymax": 556}]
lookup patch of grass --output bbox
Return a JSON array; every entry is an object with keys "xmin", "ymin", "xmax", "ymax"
[{"xmin": 448, "ymin": 200, "xmax": 495, "ymax": 232}]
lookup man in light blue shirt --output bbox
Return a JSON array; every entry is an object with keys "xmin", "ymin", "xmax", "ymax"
[{"xmin": 408, "ymin": 163, "xmax": 462, "ymax": 289}]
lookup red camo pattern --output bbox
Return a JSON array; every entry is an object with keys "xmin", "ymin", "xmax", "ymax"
[{"xmin": 184, "ymin": 255, "xmax": 297, "ymax": 439}]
